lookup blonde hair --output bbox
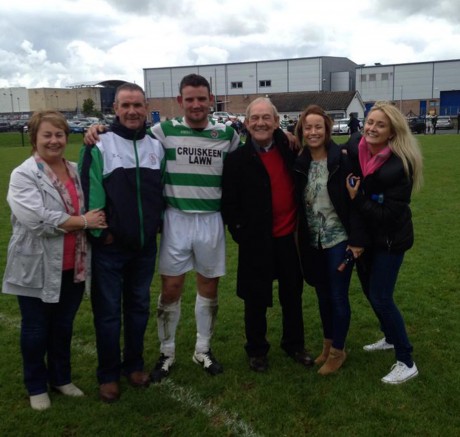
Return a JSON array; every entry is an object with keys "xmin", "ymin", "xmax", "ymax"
[{"xmin": 368, "ymin": 101, "xmax": 423, "ymax": 192}]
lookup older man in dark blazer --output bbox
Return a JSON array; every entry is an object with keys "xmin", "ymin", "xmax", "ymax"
[{"xmin": 222, "ymin": 97, "xmax": 313, "ymax": 372}]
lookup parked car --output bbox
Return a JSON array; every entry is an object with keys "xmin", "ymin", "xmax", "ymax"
[
  {"xmin": 9, "ymin": 120, "xmax": 28, "ymax": 133},
  {"xmin": 68, "ymin": 121, "xmax": 86, "ymax": 134},
  {"xmin": 435, "ymin": 115, "xmax": 453, "ymax": 130},
  {"xmin": 407, "ymin": 117, "xmax": 426, "ymax": 134},
  {"xmin": 0, "ymin": 121, "xmax": 10, "ymax": 132},
  {"xmin": 332, "ymin": 119, "xmax": 349, "ymax": 135},
  {"xmin": 212, "ymin": 111, "xmax": 235, "ymax": 122}
]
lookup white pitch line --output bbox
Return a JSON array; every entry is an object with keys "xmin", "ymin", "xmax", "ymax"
[
  {"xmin": 0, "ymin": 312, "xmax": 263, "ymax": 437},
  {"xmin": 157, "ymin": 379, "xmax": 263, "ymax": 437}
]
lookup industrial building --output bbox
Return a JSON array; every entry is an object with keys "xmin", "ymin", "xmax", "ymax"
[
  {"xmin": 143, "ymin": 56, "xmax": 362, "ymax": 119},
  {"xmin": 357, "ymin": 59, "xmax": 460, "ymax": 116},
  {"xmin": 0, "ymin": 80, "xmax": 123, "ymax": 121},
  {"xmin": 144, "ymin": 56, "xmax": 460, "ymax": 119},
  {"xmin": 2, "ymin": 57, "xmax": 460, "ymax": 122}
]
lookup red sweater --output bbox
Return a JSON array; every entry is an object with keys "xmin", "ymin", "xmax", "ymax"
[{"xmin": 259, "ymin": 147, "xmax": 297, "ymax": 237}]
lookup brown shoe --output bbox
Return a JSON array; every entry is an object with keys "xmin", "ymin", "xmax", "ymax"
[
  {"xmin": 99, "ymin": 382, "xmax": 120, "ymax": 403},
  {"xmin": 318, "ymin": 347, "xmax": 347, "ymax": 375},
  {"xmin": 314, "ymin": 339, "xmax": 333, "ymax": 365},
  {"xmin": 127, "ymin": 370, "xmax": 150, "ymax": 388}
]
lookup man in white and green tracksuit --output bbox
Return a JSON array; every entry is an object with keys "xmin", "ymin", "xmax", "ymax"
[{"xmin": 150, "ymin": 74, "xmax": 241, "ymax": 382}]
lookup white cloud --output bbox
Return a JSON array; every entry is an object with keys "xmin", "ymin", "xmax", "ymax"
[
  {"xmin": 193, "ymin": 46, "xmax": 230, "ymax": 65},
  {"xmin": 0, "ymin": 0, "xmax": 459, "ymax": 88}
]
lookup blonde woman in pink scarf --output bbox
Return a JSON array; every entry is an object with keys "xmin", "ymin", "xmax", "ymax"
[{"xmin": 346, "ymin": 101, "xmax": 423, "ymax": 385}]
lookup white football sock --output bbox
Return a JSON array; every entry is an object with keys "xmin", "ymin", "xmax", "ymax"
[
  {"xmin": 157, "ymin": 296, "xmax": 181, "ymax": 357},
  {"xmin": 195, "ymin": 294, "xmax": 218, "ymax": 354}
]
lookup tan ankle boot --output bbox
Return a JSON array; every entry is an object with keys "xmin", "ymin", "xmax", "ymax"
[
  {"xmin": 314, "ymin": 339, "xmax": 333, "ymax": 365},
  {"xmin": 318, "ymin": 347, "xmax": 346, "ymax": 375}
]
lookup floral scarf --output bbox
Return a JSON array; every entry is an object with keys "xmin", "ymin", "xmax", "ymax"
[
  {"xmin": 358, "ymin": 136, "xmax": 393, "ymax": 177},
  {"xmin": 34, "ymin": 152, "xmax": 87, "ymax": 283}
]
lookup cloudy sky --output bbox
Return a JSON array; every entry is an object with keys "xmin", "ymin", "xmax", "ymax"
[{"xmin": 1, "ymin": 0, "xmax": 459, "ymax": 89}]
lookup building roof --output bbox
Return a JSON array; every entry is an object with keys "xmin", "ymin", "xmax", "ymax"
[
  {"xmin": 143, "ymin": 56, "xmax": 354, "ymax": 71},
  {"xmin": 67, "ymin": 80, "xmax": 127, "ymax": 88},
  {"xmin": 269, "ymin": 91, "xmax": 358, "ymax": 112}
]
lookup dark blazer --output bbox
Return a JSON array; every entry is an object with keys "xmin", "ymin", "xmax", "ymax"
[
  {"xmin": 347, "ymin": 134, "xmax": 414, "ymax": 253},
  {"xmin": 221, "ymin": 128, "xmax": 297, "ymax": 305},
  {"xmin": 293, "ymin": 139, "xmax": 368, "ymax": 286}
]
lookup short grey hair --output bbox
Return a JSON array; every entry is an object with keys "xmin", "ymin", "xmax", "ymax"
[
  {"xmin": 114, "ymin": 82, "xmax": 145, "ymax": 103},
  {"xmin": 245, "ymin": 97, "xmax": 279, "ymax": 119}
]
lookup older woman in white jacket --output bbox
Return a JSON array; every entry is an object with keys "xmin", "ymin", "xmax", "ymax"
[{"xmin": 2, "ymin": 111, "xmax": 107, "ymax": 410}]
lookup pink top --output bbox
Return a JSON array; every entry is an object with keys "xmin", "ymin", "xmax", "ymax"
[{"xmin": 62, "ymin": 178, "xmax": 79, "ymax": 271}]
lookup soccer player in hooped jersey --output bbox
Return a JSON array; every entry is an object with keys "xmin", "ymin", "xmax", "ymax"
[
  {"xmin": 150, "ymin": 74, "xmax": 240, "ymax": 381},
  {"xmin": 84, "ymin": 75, "xmax": 240, "ymax": 381}
]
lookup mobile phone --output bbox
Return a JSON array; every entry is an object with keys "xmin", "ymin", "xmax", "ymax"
[{"xmin": 337, "ymin": 249, "xmax": 354, "ymax": 272}]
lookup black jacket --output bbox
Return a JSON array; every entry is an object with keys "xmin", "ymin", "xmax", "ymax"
[
  {"xmin": 79, "ymin": 118, "xmax": 164, "ymax": 251},
  {"xmin": 293, "ymin": 139, "xmax": 368, "ymax": 285},
  {"xmin": 347, "ymin": 134, "xmax": 414, "ymax": 253},
  {"xmin": 221, "ymin": 128, "xmax": 298, "ymax": 305}
]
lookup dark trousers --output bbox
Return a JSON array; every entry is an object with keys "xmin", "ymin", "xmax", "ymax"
[
  {"xmin": 244, "ymin": 233, "xmax": 304, "ymax": 358},
  {"xmin": 91, "ymin": 241, "xmax": 156, "ymax": 384},
  {"xmin": 314, "ymin": 240, "xmax": 353, "ymax": 350},
  {"xmin": 357, "ymin": 249, "xmax": 413, "ymax": 366},
  {"xmin": 18, "ymin": 270, "xmax": 84, "ymax": 396}
]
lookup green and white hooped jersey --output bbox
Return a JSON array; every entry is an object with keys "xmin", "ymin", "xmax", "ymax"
[{"xmin": 152, "ymin": 117, "xmax": 241, "ymax": 213}]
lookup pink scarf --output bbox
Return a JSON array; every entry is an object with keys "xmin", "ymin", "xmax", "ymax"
[
  {"xmin": 358, "ymin": 136, "xmax": 392, "ymax": 177},
  {"xmin": 34, "ymin": 153, "xmax": 87, "ymax": 283}
]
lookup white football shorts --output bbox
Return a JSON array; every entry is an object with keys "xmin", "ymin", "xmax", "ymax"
[{"xmin": 158, "ymin": 207, "xmax": 226, "ymax": 278}]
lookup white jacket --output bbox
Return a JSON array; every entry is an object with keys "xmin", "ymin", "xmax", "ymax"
[{"xmin": 2, "ymin": 156, "xmax": 82, "ymax": 303}]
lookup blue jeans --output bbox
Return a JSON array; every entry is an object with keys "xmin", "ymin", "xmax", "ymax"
[
  {"xmin": 357, "ymin": 250, "xmax": 413, "ymax": 366},
  {"xmin": 314, "ymin": 241, "xmax": 353, "ymax": 350},
  {"xmin": 18, "ymin": 270, "xmax": 84, "ymax": 396},
  {"xmin": 91, "ymin": 241, "xmax": 157, "ymax": 384}
]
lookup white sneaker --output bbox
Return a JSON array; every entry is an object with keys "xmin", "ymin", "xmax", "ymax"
[
  {"xmin": 30, "ymin": 393, "xmax": 51, "ymax": 411},
  {"xmin": 363, "ymin": 338, "xmax": 394, "ymax": 351},
  {"xmin": 381, "ymin": 361, "xmax": 418, "ymax": 385},
  {"xmin": 53, "ymin": 383, "xmax": 84, "ymax": 397}
]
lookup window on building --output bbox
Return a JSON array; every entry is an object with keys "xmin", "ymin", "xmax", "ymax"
[
  {"xmin": 381, "ymin": 73, "xmax": 389, "ymax": 80},
  {"xmin": 361, "ymin": 74, "xmax": 367, "ymax": 82},
  {"xmin": 231, "ymin": 81, "xmax": 243, "ymax": 89},
  {"xmin": 259, "ymin": 80, "xmax": 271, "ymax": 87},
  {"xmin": 369, "ymin": 74, "xmax": 376, "ymax": 82}
]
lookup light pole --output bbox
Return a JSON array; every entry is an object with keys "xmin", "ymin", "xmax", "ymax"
[
  {"xmin": 75, "ymin": 89, "xmax": 80, "ymax": 116},
  {"xmin": 399, "ymin": 85, "xmax": 403, "ymax": 112},
  {"xmin": 17, "ymin": 97, "xmax": 20, "ymax": 114},
  {"xmin": 9, "ymin": 90, "xmax": 14, "ymax": 117},
  {"xmin": 2, "ymin": 93, "xmax": 8, "ymax": 115}
]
